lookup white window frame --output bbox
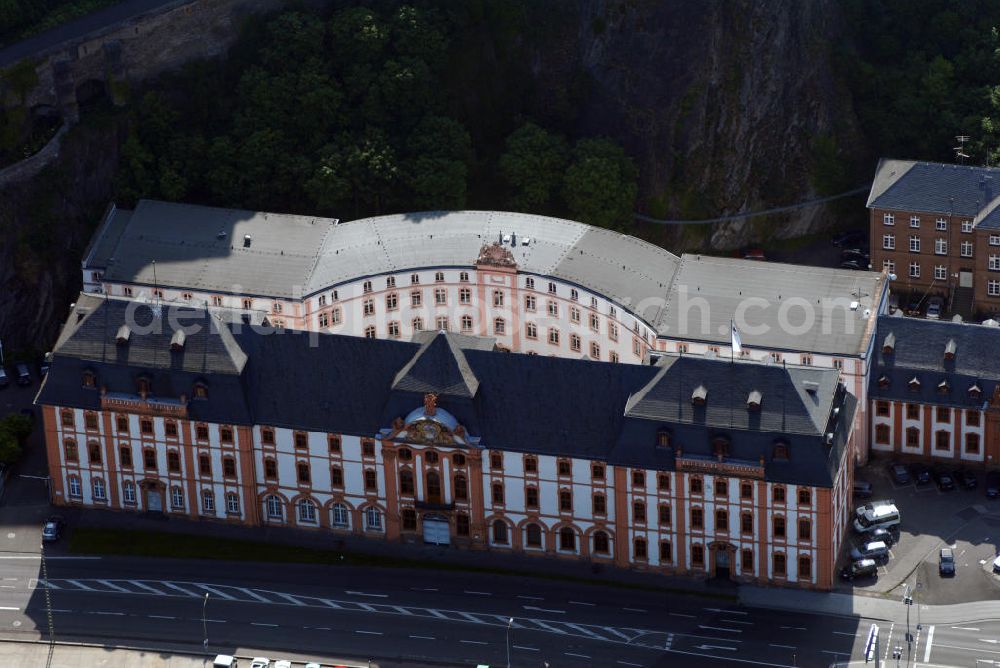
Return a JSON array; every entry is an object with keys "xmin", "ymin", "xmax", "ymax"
[
  {"xmin": 909, "ymin": 236, "xmax": 920, "ymax": 252},
  {"xmin": 226, "ymin": 493, "xmax": 240, "ymax": 514},
  {"xmin": 365, "ymin": 506, "xmax": 383, "ymax": 531},
  {"xmin": 935, "ymin": 238, "xmax": 947, "ymax": 255},
  {"xmin": 910, "ymin": 215, "xmax": 920, "ymax": 228},
  {"xmin": 991, "ymin": 234, "xmax": 1000, "ymax": 246},
  {"xmin": 934, "ymin": 265, "xmax": 946, "ymax": 280},
  {"xmin": 936, "ymin": 218, "xmax": 947, "ymax": 231},
  {"xmin": 883, "ymin": 213, "xmax": 895, "ymax": 226},
  {"xmin": 93, "ymin": 478, "xmax": 106, "ymax": 501},
  {"xmin": 298, "ymin": 499, "xmax": 317, "ymax": 523},
  {"xmin": 961, "ymin": 241, "xmax": 974, "ymax": 257},
  {"xmin": 332, "ymin": 503, "xmax": 350, "ymax": 527},
  {"xmin": 202, "ymin": 490, "xmax": 215, "ymax": 512},
  {"xmin": 123, "ymin": 481, "xmax": 136, "ymax": 504},
  {"xmin": 990, "ymin": 280, "xmax": 1000, "ymax": 297},
  {"xmin": 882, "ymin": 259, "xmax": 895, "ymax": 273},
  {"xmin": 267, "ymin": 495, "xmax": 282, "ymax": 520},
  {"xmin": 171, "ymin": 486, "xmax": 184, "ymax": 509},
  {"xmin": 991, "ymin": 255, "xmax": 1000, "ymax": 271},
  {"xmin": 882, "ymin": 234, "xmax": 895, "ymax": 250},
  {"xmin": 961, "ymin": 220, "xmax": 973, "ymax": 233},
  {"xmin": 909, "ymin": 262, "xmax": 920, "ymax": 278},
  {"xmin": 69, "ymin": 477, "xmax": 82, "ymax": 498}
]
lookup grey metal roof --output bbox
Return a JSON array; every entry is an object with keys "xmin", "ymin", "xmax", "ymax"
[
  {"xmin": 82, "ymin": 204, "xmax": 132, "ymax": 269},
  {"xmin": 391, "ymin": 332, "xmax": 480, "ymax": 398},
  {"xmin": 867, "ymin": 158, "xmax": 1000, "ymax": 218},
  {"xmin": 99, "ymin": 200, "xmax": 336, "ymax": 298},
  {"xmin": 655, "ymin": 254, "xmax": 885, "ymax": 356}
]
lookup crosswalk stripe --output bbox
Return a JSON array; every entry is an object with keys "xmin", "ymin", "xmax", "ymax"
[
  {"xmin": 66, "ymin": 579, "xmax": 96, "ymax": 591},
  {"xmin": 458, "ymin": 612, "xmax": 487, "ymax": 624},
  {"xmin": 196, "ymin": 584, "xmax": 237, "ymax": 601},
  {"xmin": 162, "ymin": 582, "xmax": 199, "ymax": 597},
  {"xmin": 128, "ymin": 580, "xmax": 166, "ymax": 595},
  {"xmin": 273, "ymin": 592, "xmax": 305, "ymax": 606},
  {"xmin": 319, "ymin": 599, "xmax": 342, "ymax": 609},
  {"xmin": 96, "ymin": 579, "xmax": 130, "ymax": 593},
  {"xmin": 533, "ymin": 620, "xmax": 568, "ymax": 634},
  {"xmin": 566, "ymin": 623, "xmax": 605, "ymax": 639},
  {"xmin": 601, "ymin": 626, "xmax": 632, "ymax": 641},
  {"xmin": 235, "ymin": 587, "xmax": 271, "ymax": 603}
]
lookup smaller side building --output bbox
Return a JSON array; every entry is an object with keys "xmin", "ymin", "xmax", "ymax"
[{"xmin": 869, "ymin": 315, "xmax": 1000, "ymax": 464}]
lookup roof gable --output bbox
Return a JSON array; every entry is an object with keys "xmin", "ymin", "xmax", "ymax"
[{"xmin": 391, "ymin": 331, "xmax": 480, "ymax": 398}]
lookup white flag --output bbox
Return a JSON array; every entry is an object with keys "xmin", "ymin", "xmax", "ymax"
[{"xmin": 731, "ymin": 319, "xmax": 743, "ymax": 356}]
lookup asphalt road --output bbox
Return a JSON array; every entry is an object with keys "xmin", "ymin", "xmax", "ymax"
[{"xmin": 0, "ymin": 552, "xmax": 992, "ymax": 668}]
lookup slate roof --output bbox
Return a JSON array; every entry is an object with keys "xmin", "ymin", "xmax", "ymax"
[
  {"xmin": 869, "ymin": 315, "xmax": 1000, "ymax": 409},
  {"xmin": 867, "ymin": 158, "xmax": 1000, "ymax": 223},
  {"xmin": 38, "ymin": 296, "xmax": 854, "ymax": 487},
  {"xmin": 656, "ymin": 254, "xmax": 886, "ymax": 356}
]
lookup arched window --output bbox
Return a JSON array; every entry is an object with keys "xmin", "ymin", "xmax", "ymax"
[
  {"xmin": 365, "ymin": 506, "xmax": 383, "ymax": 531},
  {"xmin": 426, "ymin": 471, "xmax": 442, "ymax": 504},
  {"xmin": 122, "ymin": 481, "xmax": 136, "ymax": 505},
  {"xmin": 226, "ymin": 492, "xmax": 240, "ymax": 514},
  {"xmin": 92, "ymin": 478, "xmax": 106, "ymax": 501},
  {"xmin": 298, "ymin": 499, "xmax": 317, "ymax": 523},
  {"xmin": 399, "ymin": 469, "xmax": 415, "ymax": 495},
  {"xmin": 266, "ymin": 495, "xmax": 282, "ymax": 520},
  {"xmin": 202, "ymin": 490, "xmax": 215, "ymax": 512},
  {"xmin": 525, "ymin": 523, "xmax": 543, "ymax": 548},
  {"xmin": 559, "ymin": 527, "xmax": 576, "ymax": 551},
  {"xmin": 331, "ymin": 503, "xmax": 350, "ymax": 528},
  {"xmin": 64, "ymin": 439, "xmax": 78, "ymax": 462},
  {"xmin": 453, "ymin": 474, "xmax": 468, "ymax": 501},
  {"xmin": 593, "ymin": 530, "xmax": 610, "ymax": 554},
  {"xmin": 492, "ymin": 520, "xmax": 509, "ymax": 544}
]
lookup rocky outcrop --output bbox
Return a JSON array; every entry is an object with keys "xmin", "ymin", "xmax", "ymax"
[{"xmin": 530, "ymin": 0, "xmax": 865, "ymax": 249}]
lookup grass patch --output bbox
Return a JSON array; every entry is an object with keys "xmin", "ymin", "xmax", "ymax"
[{"xmin": 69, "ymin": 527, "xmax": 736, "ymax": 600}]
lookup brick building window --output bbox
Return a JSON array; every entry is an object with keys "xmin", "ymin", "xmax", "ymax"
[
  {"xmin": 264, "ymin": 458, "xmax": 277, "ymax": 480},
  {"xmin": 691, "ymin": 507, "xmax": 703, "ymax": 529},
  {"xmin": 116, "ymin": 415, "xmax": 129, "ymax": 432},
  {"xmin": 167, "ymin": 451, "xmax": 180, "ymax": 473},
  {"xmin": 966, "ymin": 433, "xmax": 981, "ymax": 454},
  {"xmin": 164, "ymin": 421, "xmax": 177, "ymax": 439},
  {"xmin": 660, "ymin": 541, "xmax": 672, "ymax": 563},
  {"xmin": 524, "ymin": 456, "xmax": 537, "ymax": 473},
  {"xmin": 967, "ymin": 410, "xmax": 980, "ymax": 427},
  {"xmin": 773, "ymin": 553, "xmax": 786, "ymax": 576},
  {"xmin": 220, "ymin": 426, "xmax": 233, "ymax": 444},
  {"xmin": 364, "ymin": 470, "xmax": 378, "ymax": 491},
  {"xmin": 774, "ymin": 516, "xmax": 786, "ymax": 538},
  {"xmin": 773, "ymin": 486, "xmax": 785, "ymax": 503},
  {"xmin": 199, "ymin": 453, "xmax": 211, "ymax": 476},
  {"xmin": 690, "ymin": 477, "xmax": 703, "ymax": 495},
  {"xmin": 799, "ymin": 555, "xmax": 811, "ymax": 579},
  {"xmin": 559, "ymin": 489, "xmax": 572, "ymax": 512},
  {"xmin": 456, "ymin": 513, "xmax": 470, "ymax": 537},
  {"xmin": 633, "ymin": 537, "xmax": 647, "ymax": 559},
  {"xmin": 633, "ymin": 500, "xmax": 646, "ymax": 523},
  {"xmin": 525, "ymin": 485, "xmax": 538, "ymax": 508},
  {"xmin": 876, "ymin": 401, "xmax": 890, "ymax": 416},
  {"xmin": 558, "ymin": 459, "xmax": 571, "ymax": 476},
  {"xmin": 143, "ymin": 449, "xmax": 156, "ymax": 470},
  {"xmin": 658, "ymin": 503, "xmax": 671, "ymax": 525},
  {"xmin": 691, "ymin": 544, "xmax": 704, "ymax": 566},
  {"xmin": 490, "ymin": 452, "xmax": 503, "ymax": 470},
  {"xmin": 741, "ymin": 512, "xmax": 753, "ymax": 534},
  {"xmin": 399, "ymin": 469, "xmax": 414, "ymax": 495},
  {"xmin": 714, "ymin": 479, "xmax": 727, "ymax": 496},
  {"xmin": 742, "ymin": 549, "xmax": 754, "ymax": 572},
  {"xmin": 401, "ymin": 509, "xmax": 417, "ymax": 531},
  {"xmin": 632, "ymin": 470, "xmax": 645, "ymax": 487},
  {"xmin": 740, "ymin": 482, "xmax": 753, "ymax": 500},
  {"xmin": 64, "ymin": 440, "xmax": 78, "ymax": 462},
  {"xmin": 84, "ymin": 413, "xmax": 99, "ymax": 430},
  {"xmin": 330, "ymin": 466, "xmax": 343, "ymax": 487},
  {"xmin": 362, "ymin": 440, "xmax": 375, "ymax": 457},
  {"xmin": 591, "ymin": 463, "xmax": 604, "ymax": 480},
  {"xmin": 906, "ymin": 427, "xmax": 920, "ymax": 448},
  {"xmin": 937, "ymin": 406, "xmax": 950, "ymax": 421},
  {"xmin": 592, "ymin": 531, "xmax": 609, "ymax": 554},
  {"xmin": 798, "ymin": 489, "xmax": 811, "ymax": 506},
  {"xmin": 492, "ymin": 483, "xmax": 505, "ymax": 505},
  {"xmin": 140, "ymin": 418, "xmax": 153, "ymax": 435}
]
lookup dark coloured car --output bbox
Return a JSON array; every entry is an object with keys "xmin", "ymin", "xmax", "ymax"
[
  {"xmin": 870, "ymin": 527, "xmax": 897, "ymax": 548},
  {"xmin": 841, "ymin": 558, "xmax": 878, "ymax": 581},
  {"xmin": 840, "ymin": 260, "xmax": 866, "ymax": 270},
  {"xmin": 841, "ymin": 249, "xmax": 870, "ymax": 263},
  {"xmin": 939, "ymin": 548, "xmax": 956, "ymax": 576},
  {"xmin": 853, "ymin": 480, "xmax": 874, "ymax": 498},
  {"xmin": 889, "ymin": 463, "xmax": 911, "ymax": 485},
  {"xmin": 934, "ymin": 468, "xmax": 956, "ymax": 492},
  {"xmin": 986, "ymin": 471, "xmax": 1000, "ymax": 499},
  {"xmin": 832, "ymin": 230, "xmax": 867, "ymax": 247},
  {"xmin": 14, "ymin": 363, "xmax": 30, "ymax": 386},
  {"xmin": 909, "ymin": 463, "xmax": 932, "ymax": 486},
  {"xmin": 953, "ymin": 469, "xmax": 977, "ymax": 490}
]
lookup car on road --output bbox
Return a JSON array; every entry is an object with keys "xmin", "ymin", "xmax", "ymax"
[
  {"xmin": 742, "ymin": 248, "xmax": 766, "ymax": 261},
  {"xmin": 939, "ymin": 548, "xmax": 956, "ymax": 576},
  {"xmin": 832, "ymin": 230, "xmax": 867, "ymax": 247},
  {"xmin": 953, "ymin": 468, "xmax": 977, "ymax": 490},
  {"xmin": 909, "ymin": 463, "xmax": 932, "ymax": 486},
  {"xmin": 850, "ymin": 540, "xmax": 890, "ymax": 563},
  {"xmin": 249, "ymin": 659, "xmax": 270, "ymax": 668},
  {"xmin": 0, "ymin": 368, "xmax": 7, "ymax": 389},
  {"xmin": 993, "ymin": 555, "xmax": 1000, "ymax": 574},
  {"xmin": 841, "ymin": 558, "xmax": 878, "ymax": 581},
  {"xmin": 212, "ymin": 656, "xmax": 237, "ymax": 668},
  {"xmin": 841, "ymin": 248, "xmax": 870, "ymax": 261},
  {"xmin": 840, "ymin": 259, "xmax": 867, "ymax": 270},
  {"xmin": 934, "ymin": 467, "xmax": 956, "ymax": 491},
  {"xmin": 889, "ymin": 463, "xmax": 911, "ymax": 485},
  {"xmin": 42, "ymin": 515, "xmax": 64, "ymax": 543},
  {"xmin": 987, "ymin": 471, "xmax": 1000, "ymax": 499},
  {"xmin": 14, "ymin": 363, "xmax": 30, "ymax": 386},
  {"xmin": 926, "ymin": 296, "xmax": 944, "ymax": 320}
]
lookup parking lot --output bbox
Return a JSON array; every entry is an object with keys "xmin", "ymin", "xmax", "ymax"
[{"xmin": 841, "ymin": 456, "xmax": 1000, "ymax": 604}]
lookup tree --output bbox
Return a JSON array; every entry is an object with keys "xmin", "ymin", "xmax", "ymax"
[
  {"xmin": 403, "ymin": 115, "xmax": 472, "ymax": 209},
  {"xmin": 499, "ymin": 122, "xmax": 568, "ymax": 210},
  {"xmin": 0, "ymin": 414, "xmax": 30, "ymax": 465},
  {"xmin": 343, "ymin": 128, "xmax": 398, "ymax": 214},
  {"xmin": 305, "ymin": 146, "xmax": 350, "ymax": 213},
  {"xmin": 562, "ymin": 138, "xmax": 638, "ymax": 230}
]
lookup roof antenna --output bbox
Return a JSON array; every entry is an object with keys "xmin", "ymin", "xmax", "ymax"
[{"xmin": 954, "ymin": 135, "xmax": 970, "ymax": 164}]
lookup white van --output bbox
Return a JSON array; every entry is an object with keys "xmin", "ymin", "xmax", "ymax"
[
  {"xmin": 213, "ymin": 656, "xmax": 237, "ymax": 668},
  {"xmin": 854, "ymin": 503, "xmax": 900, "ymax": 533}
]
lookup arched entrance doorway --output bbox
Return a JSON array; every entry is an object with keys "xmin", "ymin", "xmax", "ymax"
[
  {"xmin": 709, "ymin": 542, "xmax": 736, "ymax": 580},
  {"xmin": 140, "ymin": 480, "xmax": 164, "ymax": 513}
]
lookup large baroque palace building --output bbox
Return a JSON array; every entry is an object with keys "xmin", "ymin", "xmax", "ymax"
[
  {"xmin": 79, "ymin": 200, "xmax": 887, "ymax": 463},
  {"xmin": 38, "ymin": 295, "xmax": 857, "ymax": 589}
]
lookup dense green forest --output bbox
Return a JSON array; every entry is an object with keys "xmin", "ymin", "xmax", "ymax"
[
  {"xmin": 841, "ymin": 0, "xmax": 1000, "ymax": 165},
  {"xmin": 114, "ymin": 4, "xmax": 638, "ymax": 229}
]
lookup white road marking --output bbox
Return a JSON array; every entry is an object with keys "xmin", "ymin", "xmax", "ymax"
[
  {"xmin": 616, "ymin": 661, "xmax": 643, "ymax": 667},
  {"xmin": 981, "ymin": 639, "xmax": 1000, "ymax": 644},
  {"xmin": 565, "ymin": 652, "xmax": 591, "ymax": 659},
  {"xmin": 458, "ymin": 612, "xmax": 487, "ymax": 624},
  {"xmin": 412, "ymin": 587, "xmax": 438, "ymax": 592},
  {"xmin": 602, "ymin": 626, "xmax": 632, "ymax": 641},
  {"xmin": 196, "ymin": 584, "xmax": 237, "ymax": 601},
  {"xmin": 409, "ymin": 635, "xmax": 435, "ymax": 640},
  {"xmin": 951, "ymin": 626, "xmax": 980, "ymax": 631},
  {"xmin": 313, "ymin": 627, "xmax": 331, "ymax": 631},
  {"xmin": 66, "ymin": 579, "xmax": 96, "ymax": 591},
  {"xmin": 514, "ymin": 645, "xmax": 540, "ymax": 652},
  {"xmin": 924, "ymin": 625, "xmax": 935, "ymax": 663},
  {"xmin": 90, "ymin": 611, "xmax": 124, "ymax": 616},
  {"xmin": 722, "ymin": 619, "xmax": 754, "ymax": 625},
  {"xmin": 694, "ymin": 645, "xmax": 737, "ymax": 651},
  {"xmin": 128, "ymin": 580, "xmax": 165, "ymax": 595},
  {"xmin": 96, "ymin": 579, "xmax": 130, "ymax": 593},
  {"xmin": 569, "ymin": 600, "xmax": 596, "ymax": 606},
  {"xmin": 251, "ymin": 622, "xmax": 278, "ymax": 627},
  {"xmin": 534, "ymin": 620, "xmax": 568, "ymax": 634},
  {"xmin": 831, "ymin": 631, "xmax": 856, "ymax": 636},
  {"xmin": 49, "ymin": 609, "xmax": 72, "ymax": 614},
  {"xmin": 706, "ymin": 608, "xmax": 748, "ymax": 615},
  {"xmin": 392, "ymin": 606, "xmax": 414, "ymax": 616},
  {"xmin": 522, "ymin": 605, "xmax": 565, "ymax": 614},
  {"xmin": 780, "ymin": 626, "xmax": 807, "ymax": 631},
  {"xmin": 0, "ymin": 607, "xmax": 18, "ymax": 611},
  {"xmin": 235, "ymin": 588, "xmax": 271, "ymax": 603},
  {"xmin": 345, "ymin": 591, "xmax": 388, "ymax": 598},
  {"xmin": 464, "ymin": 590, "xmax": 492, "ymax": 596},
  {"xmin": 517, "ymin": 595, "xmax": 544, "ymax": 601},
  {"xmin": 162, "ymin": 582, "xmax": 199, "ymax": 597},
  {"xmin": 821, "ymin": 650, "xmax": 848, "ymax": 656},
  {"xmin": 460, "ymin": 640, "xmax": 488, "ymax": 645},
  {"xmin": 3, "ymin": 578, "xmax": 17, "ymax": 581},
  {"xmin": 274, "ymin": 592, "xmax": 305, "ymax": 606},
  {"xmin": 698, "ymin": 625, "xmax": 742, "ymax": 633},
  {"xmin": 355, "ymin": 630, "xmax": 382, "ymax": 635},
  {"xmin": 623, "ymin": 607, "xmax": 647, "ymax": 613},
  {"xmin": 0, "ymin": 585, "xmax": 15, "ymax": 589},
  {"xmin": 203, "ymin": 619, "xmax": 226, "ymax": 623},
  {"xmin": 669, "ymin": 612, "xmax": 696, "ymax": 618},
  {"xmin": 565, "ymin": 623, "xmax": 603, "ymax": 639},
  {"xmin": 769, "ymin": 644, "xmax": 796, "ymax": 649},
  {"xmin": 147, "ymin": 615, "xmax": 175, "ymax": 620}
]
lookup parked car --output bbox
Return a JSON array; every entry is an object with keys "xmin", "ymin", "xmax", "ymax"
[
  {"xmin": 870, "ymin": 527, "xmax": 897, "ymax": 547},
  {"xmin": 832, "ymin": 230, "xmax": 867, "ymax": 247},
  {"xmin": 42, "ymin": 515, "xmax": 64, "ymax": 543},
  {"xmin": 934, "ymin": 467, "xmax": 956, "ymax": 491},
  {"xmin": 14, "ymin": 363, "xmax": 30, "ymax": 386},
  {"xmin": 953, "ymin": 468, "xmax": 978, "ymax": 490},
  {"xmin": 0, "ymin": 368, "xmax": 8, "ymax": 389},
  {"xmin": 840, "ymin": 259, "xmax": 866, "ymax": 270},
  {"xmin": 273, "ymin": 661, "xmax": 292, "ymax": 668},
  {"xmin": 926, "ymin": 296, "xmax": 944, "ymax": 320},
  {"xmin": 939, "ymin": 548, "xmax": 956, "ymax": 576},
  {"xmin": 853, "ymin": 480, "xmax": 874, "ymax": 498},
  {"xmin": 850, "ymin": 540, "xmax": 890, "ymax": 563},
  {"xmin": 906, "ymin": 296, "xmax": 924, "ymax": 316},
  {"xmin": 993, "ymin": 555, "xmax": 1000, "ymax": 574},
  {"xmin": 249, "ymin": 659, "xmax": 270, "ymax": 668},
  {"xmin": 986, "ymin": 471, "xmax": 1000, "ymax": 499},
  {"xmin": 742, "ymin": 248, "xmax": 766, "ymax": 261},
  {"xmin": 213, "ymin": 655, "xmax": 237, "ymax": 668},
  {"xmin": 841, "ymin": 249, "xmax": 870, "ymax": 263},
  {"xmin": 889, "ymin": 463, "xmax": 911, "ymax": 485},
  {"xmin": 841, "ymin": 558, "xmax": 878, "ymax": 581},
  {"xmin": 909, "ymin": 463, "xmax": 932, "ymax": 485}
]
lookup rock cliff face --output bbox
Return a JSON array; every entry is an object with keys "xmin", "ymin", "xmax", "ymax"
[{"xmin": 530, "ymin": 0, "xmax": 864, "ymax": 249}]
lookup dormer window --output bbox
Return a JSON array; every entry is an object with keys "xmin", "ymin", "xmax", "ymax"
[
  {"xmin": 937, "ymin": 379, "xmax": 950, "ymax": 394},
  {"xmin": 878, "ymin": 375, "xmax": 890, "ymax": 389},
  {"xmin": 691, "ymin": 385, "xmax": 707, "ymax": 406},
  {"xmin": 881, "ymin": 332, "xmax": 895, "ymax": 355},
  {"xmin": 712, "ymin": 436, "xmax": 730, "ymax": 459},
  {"xmin": 944, "ymin": 339, "xmax": 956, "ymax": 361},
  {"xmin": 82, "ymin": 370, "xmax": 96, "ymax": 388},
  {"xmin": 773, "ymin": 440, "xmax": 790, "ymax": 461},
  {"xmin": 170, "ymin": 329, "xmax": 186, "ymax": 352},
  {"xmin": 116, "ymin": 324, "xmax": 131, "ymax": 346},
  {"xmin": 656, "ymin": 428, "xmax": 671, "ymax": 448},
  {"xmin": 136, "ymin": 376, "xmax": 150, "ymax": 396},
  {"xmin": 747, "ymin": 390, "xmax": 762, "ymax": 412},
  {"xmin": 969, "ymin": 383, "xmax": 982, "ymax": 399},
  {"xmin": 908, "ymin": 376, "xmax": 921, "ymax": 392},
  {"xmin": 193, "ymin": 381, "xmax": 208, "ymax": 399}
]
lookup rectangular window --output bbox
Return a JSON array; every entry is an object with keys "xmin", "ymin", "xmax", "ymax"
[
  {"xmin": 798, "ymin": 518, "xmax": 811, "ymax": 541},
  {"xmin": 962, "ymin": 220, "xmax": 973, "ymax": 233},
  {"xmin": 992, "ymin": 234, "xmax": 1000, "ymax": 246},
  {"xmin": 906, "ymin": 403, "xmax": 920, "ymax": 419},
  {"xmin": 990, "ymin": 280, "xmax": 1000, "ymax": 297},
  {"xmin": 883, "ymin": 213, "xmax": 894, "ymax": 226},
  {"xmin": 937, "ymin": 406, "xmax": 950, "ymax": 422},
  {"xmin": 935, "ymin": 238, "xmax": 947, "ymax": 255},
  {"xmin": 990, "ymin": 255, "xmax": 1000, "ymax": 271},
  {"xmin": 143, "ymin": 449, "xmax": 157, "ymax": 470},
  {"xmin": 935, "ymin": 218, "xmax": 947, "ymax": 231},
  {"xmin": 882, "ymin": 260, "xmax": 895, "ymax": 273},
  {"xmin": 690, "ymin": 507, "xmax": 703, "ymax": 529},
  {"xmin": 660, "ymin": 541, "xmax": 672, "ymax": 563},
  {"xmin": 740, "ymin": 482, "xmax": 752, "ymax": 500},
  {"xmin": 773, "ymin": 486, "xmax": 785, "ymax": 503},
  {"xmin": 741, "ymin": 549, "xmax": 753, "ymax": 572},
  {"xmin": 658, "ymin": 503, "xmax": 670, "ymax": 525},
  {"xmin": 882, "ymin": 234, "xmax": 895, "ymax": 250},
  {"xmin": 909, "ymin": 236, "xmax": 920, "ymax": 253},
  {"xmin": 593, "ymin": 493, "xmax": 606, "ymax": 515},
  {"xmin": 910, "ymin": 215, "xmax": 920, "ymax": 228},
  {"xmin": 961, "ymin": 241, "xmax": 973, "ymax": 257},
  {"xmin": 909, "ymin": 262, "xmax": 920, "ymax": 278},
  {"xmin": 773, "ymin": 553, "xmax": 786, "ymax": 576},
  {"xmin": 935, "ymin": 265, "xmax": 947, "ymax": 280},
  {"xmin": 967, "ymin": 410, "xmax": 981, "ymax": 427},
  {"xmin": 876, "ymin": 400, "xmax": 890, "ymax": 416},
  {"xmin": 691, "ymin": 544, "xmax": 704, "ymax": 566}
]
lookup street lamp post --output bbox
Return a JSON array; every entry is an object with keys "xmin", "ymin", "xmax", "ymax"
[
  {"xmin": 202, "ymin": 592, "xmax": 209, "ymax": 650},
  {"xmin": 903, "ymin": 583, "xmax": 913, "ymax": 643},
  {"xmin": 506, "ymin": 617, "xmax": 514, "ymax": 668}
]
